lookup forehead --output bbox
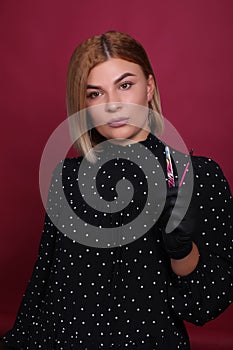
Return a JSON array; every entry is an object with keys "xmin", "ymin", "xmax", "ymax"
[{"xmin": 87, "ymin": 58, "xmax": 144, "ymax": 83}]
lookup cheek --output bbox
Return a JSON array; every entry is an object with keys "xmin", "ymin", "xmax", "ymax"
[
  {"xmin": 129, "ymin": 98, "xmax": 149, "ymax": 118},
  {"xmin": 136, "ymin": 86, "xmax": 150, "ymax": 106},
  {"xmin": 90, "ymin": 115, "xmax": 99, "ymax": 127},
  {"xmin": 88, "ymin": 107, "xmax": 105, "ymax": 127}
]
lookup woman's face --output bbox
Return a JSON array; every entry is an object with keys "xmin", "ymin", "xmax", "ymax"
[{"xmin": 86, "ymin": 58, "xmax": 155, "ymax": 144}]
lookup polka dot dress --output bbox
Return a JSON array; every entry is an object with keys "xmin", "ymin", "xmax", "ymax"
[{"xmin": 3, "ymin": 134, "xmax": 233, "ymax": 349}]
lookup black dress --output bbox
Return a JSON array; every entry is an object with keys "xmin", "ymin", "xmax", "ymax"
[{"xmin": 2, "ymin": 133, "xmax": 233, "ymax": 349}]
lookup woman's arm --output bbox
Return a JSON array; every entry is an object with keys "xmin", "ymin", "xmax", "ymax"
[
  {"xmin": 171, "ymin": 242, "xmax": 200, "ymax": 276},
  {"xmin": 167, "ymin": 156, "xmax": 233, "ymax": 326}
]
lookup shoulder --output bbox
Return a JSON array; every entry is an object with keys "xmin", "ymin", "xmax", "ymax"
[
  {"xmin": 167, "ymin": 145, "xmax": 231, "ymax": 194},
  {"xmin": 53, "ymin": 156, "xmax": 84, "ymax": 173},
  {"xmin": 63, "ymin": 156, "xmax": 84, "ymax": 169},
  {"xmin": 189, "ymin": 156, "xmax": 232, "ymax": 230},
  {"xmin": 191, "ymin": 156, "xmax": 231, "ymax": 194},
  {"xmin": 192, "ymin": 156, "xmax": 223, "ymax": 175},
  {"xmin": 48, "ymin": 157, "xmax": 84, "ymax": 187}
]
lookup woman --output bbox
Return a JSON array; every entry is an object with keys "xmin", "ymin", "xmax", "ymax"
[{"xmin": 2, "ymin": 31, "xmax": 233, "ymax": 349}]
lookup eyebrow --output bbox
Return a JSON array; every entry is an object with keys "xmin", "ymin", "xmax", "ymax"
[{"xmin": 86, "ymin": 72, "xmax": 136, "ymax": 90}]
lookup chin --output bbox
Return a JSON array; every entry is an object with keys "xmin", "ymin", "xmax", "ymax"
[{"xmin": 104, "ymin": 126, "xmax": 144, "ymax": 141}]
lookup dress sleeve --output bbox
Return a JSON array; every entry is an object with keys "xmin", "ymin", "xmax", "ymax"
[
  {"xmin": 167, "ymin": 157, "xmax": 233, "ymax": 326},
  {"xmin": 3, "ymin": 160, "xmax": 64, "ymax": 341}
]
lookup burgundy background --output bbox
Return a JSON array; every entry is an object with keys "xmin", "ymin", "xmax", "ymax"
[{"xmin": 1, "ymin": 0, "xmax": 233, "ymax": 348}]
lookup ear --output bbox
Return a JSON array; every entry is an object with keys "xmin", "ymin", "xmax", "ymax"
[{"xmin": 147, "ymin": 74, "xmax": 155, "ymax": 102}]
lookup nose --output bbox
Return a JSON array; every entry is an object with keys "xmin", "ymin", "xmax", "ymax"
[
  {"xmin": 105, "ymin": 102, "xmax": 122, "ymax": 113},
  {"xmin": 105, "ymin": 91, "xmax": 122, "ymax": 113}
]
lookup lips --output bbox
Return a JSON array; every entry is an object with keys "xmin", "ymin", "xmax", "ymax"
[{"xmin": 107, "ymin": 117, "xmax": 129, "ymax": 128}]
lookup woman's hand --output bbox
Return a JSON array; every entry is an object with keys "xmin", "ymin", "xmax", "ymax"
[
  {"xmin": 160, "ymin": 186, "xmax": 200, "ymax": 275},
  {"xmin": 160, "ymin": 187, "xmax": 194, "ymax": 260}
]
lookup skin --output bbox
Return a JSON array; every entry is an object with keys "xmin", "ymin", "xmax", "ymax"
[
  {"xmin": 86, "ymin": 58, "xmax": 199, "ymax": 276},
  {"xmin": 171, "ymin": 242, "xmax": 199, "ymax": 276},
  {"xmin": 86, "ymin": 58, "xmax": 154, "ymax": 144}
]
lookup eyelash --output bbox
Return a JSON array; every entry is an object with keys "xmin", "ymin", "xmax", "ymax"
[
  {"xmin": 86, "ymin": 81, "xmax": 134, "ymax": 99},
  {"xmin": 86, "ymin": 91, "xmax": 102, "ymax": 99},
  {"xmin": 119, "ymin": 81, "xmax": 134, "ymax": 90}
]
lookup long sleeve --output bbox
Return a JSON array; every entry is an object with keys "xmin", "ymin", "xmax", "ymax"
[
  {"xmin": 168, "ymin": 157, "xmax": 233, "ymax": 325},
  {"xmin": 3, "ymin": 161, "xmax": 64, "ymax": 345}
]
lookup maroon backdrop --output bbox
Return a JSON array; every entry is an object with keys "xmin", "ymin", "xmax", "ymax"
[{"xmin": 1, "ymin": 1, "xmax": 233, "ymax": 349}]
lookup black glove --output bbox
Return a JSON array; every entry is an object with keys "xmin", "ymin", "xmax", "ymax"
[{"xmin": 160, "ymin": 186, "xmax": 194, "ymax": 259}]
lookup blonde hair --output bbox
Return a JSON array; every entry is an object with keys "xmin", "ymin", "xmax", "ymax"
[{"xmin": 66, "ymin": 30, "xmax": 163, "ymax": 162}]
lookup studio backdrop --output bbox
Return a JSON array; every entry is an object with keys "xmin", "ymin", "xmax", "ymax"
[{"xmin": 1, "ymin": 1, "xmax": 233, "ymax": 349}]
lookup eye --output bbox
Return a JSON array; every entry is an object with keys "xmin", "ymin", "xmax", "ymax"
[
  {"xmin": 119, "ymin": 81, "xmax": 134, "ymax": 90},
  {"xmin": 86, "ymin": 91, "xmax": 102, "ymax": 99}
]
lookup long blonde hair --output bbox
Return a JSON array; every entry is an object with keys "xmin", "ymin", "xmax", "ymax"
[{"xmin": 66, "ymin": 30, "xmax": 163, "ymax": 162}]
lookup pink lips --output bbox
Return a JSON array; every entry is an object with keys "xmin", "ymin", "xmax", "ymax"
[{"xmin": 107, "ymin": 117, "xmax": 129, "ymax": 128}]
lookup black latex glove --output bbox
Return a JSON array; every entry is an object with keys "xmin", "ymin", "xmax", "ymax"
[{"xmin": 160, "ymin": 186, "xmax": 194, "ymax": 259}]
